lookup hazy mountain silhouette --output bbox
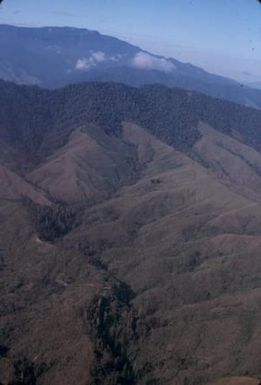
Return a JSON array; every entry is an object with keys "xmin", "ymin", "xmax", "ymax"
[{"xmin": 1, "ymin": 24, "xmax": 261, "ymax": 108}]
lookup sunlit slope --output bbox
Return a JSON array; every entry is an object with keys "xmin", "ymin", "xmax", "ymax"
[
  {"xmin": 62, "ymin": 123, "xmax": 261, "ymax": 384},
  {"xmin": 28, "ymin": 126, "xmax": 139, "ymax": 203}
]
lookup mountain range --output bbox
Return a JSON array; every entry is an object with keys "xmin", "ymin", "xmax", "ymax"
[
  {"xmin": 1, "ymin": 24, "xmax": 261, "ymax": 108},
  {"xmin": 0, "ymin": 80, "xmax": 261, "ymax": 385}
]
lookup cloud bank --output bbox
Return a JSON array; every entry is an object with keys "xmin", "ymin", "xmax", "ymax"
[
  {"xmin": 75, "ymin": 50, "xmax": 175, "ymax": 73},
  {"xmin": 131, "ymin": 52, "xmax": 175, "ymax": 72},
  {"xmin": 75, "ymin": 51, "xmax": 106, "ymax": 70}
]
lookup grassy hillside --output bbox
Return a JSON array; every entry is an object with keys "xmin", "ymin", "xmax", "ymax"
[{"xmin": 0, "ymin": 81, "xmax": 261, "ymax": 385}]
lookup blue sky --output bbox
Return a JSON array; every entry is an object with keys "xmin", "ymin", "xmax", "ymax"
[{"xmin": 0, "ymin": 0, "xmax": 261, "ymax": 81}]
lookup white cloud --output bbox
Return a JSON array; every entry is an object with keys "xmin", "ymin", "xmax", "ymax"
[
  {"xmin": 75, "ymin": 51, "xmax": 176, "ymax": 73},
  {"xmin": 75, "ymin": 51, "xmax": 107, "ymax": 71},
  {"xmin": 75, "ymin": 58, "xmax": 93, "ymax": 70},
  {"xmin": 131, "ymin": 51, "xmax": 175, "ymax": 72},
  {"xmin": 91, "ymin": 51, "xmax": 106, "ymax": 62}
]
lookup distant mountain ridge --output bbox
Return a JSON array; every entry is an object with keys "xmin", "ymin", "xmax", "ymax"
[
  {"xmin": 1, "ymin": 24, "xmax": 261, "ymax": 108},
  {"xmin": 247, "ymin": 81, "xmax": 261, "ymax": 90}
]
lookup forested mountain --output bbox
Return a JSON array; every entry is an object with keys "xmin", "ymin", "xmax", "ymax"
[
  {"xmin": 1, "ymin": 80, "xmax": 261, "ymax": 157},
  {"xmin": 0, "ymin": 80, "xmax": 261, "ymax": 385},
  {"xmin": 1, "ymin": 24, "xmax": 261, "ymax": 108}
]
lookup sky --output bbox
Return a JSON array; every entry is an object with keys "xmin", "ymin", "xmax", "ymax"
[{"xmin": 0, "ymin": 0, "xmax": 261, "ymax": 82}]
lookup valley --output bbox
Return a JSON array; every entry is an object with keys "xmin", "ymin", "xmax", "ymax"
[{"xmin": 0, "ymin": 82, "xmax": 261, "ymax": 385}]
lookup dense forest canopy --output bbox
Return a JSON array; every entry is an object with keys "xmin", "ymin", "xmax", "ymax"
[{"xmin": 0, "ymin": 80, "xmax": 261, "ymax": 160}]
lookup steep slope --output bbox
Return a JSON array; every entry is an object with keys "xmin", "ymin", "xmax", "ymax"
[
  {"xmin": 0, "ymin": 81, "xmax": 261, "ymax": 385},
  {"xmin": 67, "ymin": 123, "xmax": 261, "ymax": 384},
  {"xmin": 1, "ymin": 24, "xmax": 261, "ymax": 108},
  {"xmin": 0, "ymin": 165, "xmax": 49, "ymax": 204},
  {"xmin": 193, "ymin": 123, "xmax": 261, "ymax": 200},
  {"xmin": 28, "ymin": 127, "xmax": 139, "ymax": 203}
]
